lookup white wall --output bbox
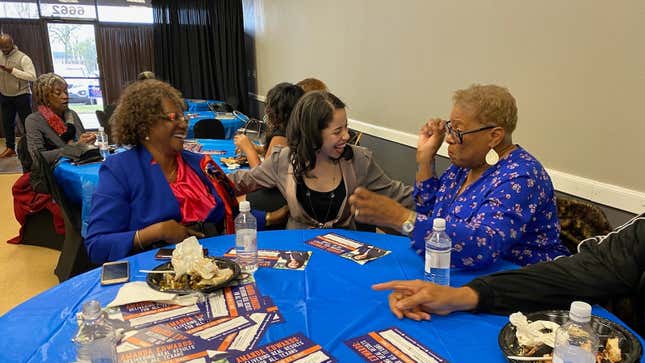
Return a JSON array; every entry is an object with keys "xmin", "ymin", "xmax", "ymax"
[{"xmin": 245, "ymin": 0, "xmax": 645, "ymax": 213}]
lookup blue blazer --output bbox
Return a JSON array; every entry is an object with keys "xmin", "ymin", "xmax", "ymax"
[{"xmin": 85, "ymin": 146, "xmax": 265, "ymax": 263}]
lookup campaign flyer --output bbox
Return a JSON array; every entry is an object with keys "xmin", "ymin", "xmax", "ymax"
[
  {"xmin": 344, "ymin": 327, "xmax": 448, "ymax": 363},
  {"xmin": 109, "ymin": 301, "xmax": 201, "ymax": 329},
  {"xmin": 214, "ymin": 312, "xmax": 277, "ymax": 353},
  {"xmin": 206, "ymin": 283, "xmax": 266, "ymax": 318},
  {"xmin": 224, "ymin": 248, "xmax": 313, "ymax": 270},
  {"xmin": 165, "ymin": 312, "xmax": 256, "ymax": 342},
  {"xmin": 117, "ymin": 324, "xmax": 201, "ymax": 352},
  {"xmin": 304, "ymin": 233, "xmax": 390, "ymax": 265},
  {"xmin": 117, "ymin": 337, "xmax": 212, "ymax": 363},
  {"xmin": 226, "ymin": 333, "xmax": 337, "ymax": 363},
  {"xmin": 262, "ymin": 296, "xmax": 284, "ymax": 323}
]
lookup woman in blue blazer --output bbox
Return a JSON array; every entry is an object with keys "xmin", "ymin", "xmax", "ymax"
[{"xmin": 85, "ymin": 80, "xmax": 285, "ymax": 264}]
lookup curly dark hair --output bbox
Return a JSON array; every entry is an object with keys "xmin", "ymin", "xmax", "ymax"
[
  {"xmin": 265, "ymin": 82, "xmax": 305, "ymax": 133},
  {"xmin": 287, "ymin": 91, "xmax": 350, "ymax": 178},
  {"xmin": 112, "ymin": 79, "xmax": 185, "ymax": 145},
  {"xmin": 33, "ymin": 73, "xmax": 67, "ymax": 107}
]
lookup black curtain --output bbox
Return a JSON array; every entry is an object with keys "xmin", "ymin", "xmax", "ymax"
[
  {"xmin": 152, "ymin": 0, "xmax": 248, "ymax": 112},
  {"xmin": 96, "ymin": 24, "xmax": 154, "ymax": 105}
]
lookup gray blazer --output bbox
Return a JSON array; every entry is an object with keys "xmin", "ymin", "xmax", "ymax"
[
  {"xmin": 25, "ymin": 109, "xmax": 85, "ymax": 164},
  {"xmin": 229, "ymin": 145, "xmax": 413, "ymax": 229}
]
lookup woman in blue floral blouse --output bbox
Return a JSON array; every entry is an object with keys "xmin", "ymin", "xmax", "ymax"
[{"xmin": 349, "ymin": 84, "xmax": 569, "ymax": 269}]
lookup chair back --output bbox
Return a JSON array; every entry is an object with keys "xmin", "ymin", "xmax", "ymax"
[
  {"xmin": 95, "ymin": 110, "xmax": 112, "ymax": 143},
  {"xmin": 194, "ymin": 119, "xmax": 226, "ymax": 139},
  {"xmin": 33, "ymin": 152, "xmax": 95, "ymax": 281},
  {"xmin": 348, "ymin": 129, "xmax": 363, "ymax": 146},
  {"xmin": 556, "ymin": 196, "xmax": 612, "ymax": 254}
]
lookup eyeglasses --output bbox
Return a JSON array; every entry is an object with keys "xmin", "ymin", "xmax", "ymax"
[
  {"xmin": 445, "ymin": 120, "xmax": 496, "ymax": 144},
  {"xmin": 162, "ymin": 112, "xmax": 188, "ymax": 123}
]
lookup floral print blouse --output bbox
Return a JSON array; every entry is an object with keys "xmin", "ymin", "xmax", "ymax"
[{"xmin": 412, "ymin": 146, "xmax": 569, "ymax": 269}]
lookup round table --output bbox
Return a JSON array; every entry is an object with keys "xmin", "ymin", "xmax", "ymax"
[{"xmin": 0, "ymin": 229, "xmax": 641, "ymax": 362}]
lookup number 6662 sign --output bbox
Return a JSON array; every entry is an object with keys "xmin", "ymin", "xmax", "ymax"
[{"xmin": 40, "ymin": 4, "xmax": 97, "ymax": 19}]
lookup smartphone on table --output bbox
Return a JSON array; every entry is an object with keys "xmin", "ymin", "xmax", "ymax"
[
  {"xmin": 100, "ymin": 261, "xmax": 130, "ymax": 285},
  {"xmin": 155, "ymin": 248, "xmax": 208, "ymax": 260}
]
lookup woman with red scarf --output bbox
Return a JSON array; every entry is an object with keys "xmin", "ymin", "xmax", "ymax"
[
  {"xmin": 25, "ymin": 73, "xmax": 96, "ymax": 164},
  {"xmin": 84, "ymin": 80, "xmax": 287, "ymax": 263},
  {"xmin": 8, "ymin": 73, "xmax": 96, "ymax": 245}
]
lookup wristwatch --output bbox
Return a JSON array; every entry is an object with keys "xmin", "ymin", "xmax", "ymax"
[{"xmin": 401, "ymin": 211, "xmax": 417, "ymax": 236}]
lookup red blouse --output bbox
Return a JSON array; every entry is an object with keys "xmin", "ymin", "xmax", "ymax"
[{"xmin": 169, "ymin": 154, "xmax": 216, "ymax": 223}]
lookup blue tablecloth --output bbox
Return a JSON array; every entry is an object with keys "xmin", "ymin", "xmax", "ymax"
[
  {"xmin": 186, "ymin": 111, "xmax": 246, "ymax": 139},
  {"xmin": 0, "ymin": 229, "xmax": 642, "ymax": 362},
  {"xmin": 184, "ymin": 99, "xmax": 222, "ymax": 112},
  {"xmin": 53, "ymin": 139, "xmax": 246, "ymax": 237}
]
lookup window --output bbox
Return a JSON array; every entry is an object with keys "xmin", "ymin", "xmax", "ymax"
[
  {"xmin": 0, "ymin": 1, "xmax": 39, "ymax": 19},
  {"xmin": 48, "ymin": 23, "xmax": 103, "ymax": 129},
  {"xmin": 97, "ymin": 0, "xmax": 152, "ymax": 23}
]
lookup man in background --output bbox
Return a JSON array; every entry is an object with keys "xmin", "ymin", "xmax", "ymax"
[{"xmin": 0, "ymin": 33, "xmax": 37, "ymax": 158}]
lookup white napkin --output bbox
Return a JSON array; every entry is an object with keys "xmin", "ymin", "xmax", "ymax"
[{"xmin": 107, "ymin": 281, "xmax": 198, "ymax": 307}]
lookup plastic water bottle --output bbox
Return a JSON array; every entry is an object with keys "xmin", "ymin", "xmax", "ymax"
[
  {"xmin": 553, "ymin": 301, "xmax": 599, "ymax": 363},
  {"xmin": 73, "ymin": 300, "xmax": 118, "ymax": 363},
  {"xmin": 424, "ymin": 218, "xmax": 451, "ymax": 285},
  {"xmin": 97, "ymin": 126, "xmax": 109, "ymax": 160},
  {"xmin": 235, "ymin": 201, "xmax": 257, "ymax": 273}
]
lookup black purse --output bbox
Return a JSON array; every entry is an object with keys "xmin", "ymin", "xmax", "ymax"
[{"xmin": 61, "ymin": 144, "xmax": 103, "ymax": 165}]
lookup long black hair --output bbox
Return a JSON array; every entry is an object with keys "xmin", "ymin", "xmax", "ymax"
[{"xmin": 287, "ymin": 91, "xmax": 352, "ymax": 178}]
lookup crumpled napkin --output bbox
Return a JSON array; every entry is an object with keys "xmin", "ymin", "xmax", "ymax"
[
  {"xmin": 509, "ymin": 312, "xmax": 560, "ymax": 348},
  {"xmin": 106, "ymin": 281, "xmax": 199, "ymax": 308}
]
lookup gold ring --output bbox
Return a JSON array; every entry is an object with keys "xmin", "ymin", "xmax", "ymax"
[{"xmin": 354, "ymin": 208, "xmax": 360, "ymax": 218}]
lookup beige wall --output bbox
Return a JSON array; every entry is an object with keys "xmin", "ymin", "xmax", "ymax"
[{"xmin": 246, "ymin": 0, "xmax": 645, "ymax": 193}]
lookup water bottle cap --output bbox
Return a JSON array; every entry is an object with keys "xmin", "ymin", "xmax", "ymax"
[
  {"xmin": 239, "ymin": 201, "xmax": 251, "ymax": 212},
  {"xmin": 98, "ymin": 126, "xmax": 104, "ymax": 132},
  {"xmin": 81, "ymin": 300, "xmax": 102, "ymax": 320},
  {"xmin": 433, "ymin": 218, "xmax": 446, "ymax": 231},
  {"xmin": 569, "ymin": 301, "xmax": 592, "ymax": 322}
]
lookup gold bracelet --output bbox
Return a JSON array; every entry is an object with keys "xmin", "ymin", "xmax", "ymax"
[
  {"xmin": 265, "ymin": 212, "xmax": 272, "ymax": 227},
  {"xmin": 135, "ymin": 230, "xmax": 144, "ymax": 250}
]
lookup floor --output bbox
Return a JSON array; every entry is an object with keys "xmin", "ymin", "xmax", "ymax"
[{"xmin": 0, "ymin": 139, "xmax": 59, "ymax": 316}]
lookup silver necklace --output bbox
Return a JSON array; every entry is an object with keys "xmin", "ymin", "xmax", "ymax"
[{"xmin": 305, "ymin": 186, "xmax": 336, "ymax": 228}]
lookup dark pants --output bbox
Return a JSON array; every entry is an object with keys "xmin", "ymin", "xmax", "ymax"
[{"xmin": 0, "ymin": 93, "xmax": 32, "ymax": 150}]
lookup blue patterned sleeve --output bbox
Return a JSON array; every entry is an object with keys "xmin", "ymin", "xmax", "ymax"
[
  {"xmin": 409, "ymin": 177, "xmax": 440, "ymax": 254},
  {"xmin": 441, "ymin": 176, "xmax": 544, "ymax": 269}
]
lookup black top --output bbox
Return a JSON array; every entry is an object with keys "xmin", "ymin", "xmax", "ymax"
[
  {"xmin": 296, "ymin": 178, "xmax": 346, "ymax": 226},
  {"xmin": 264, "ymin": 128, "xmax": 285, "ymax": 154}
]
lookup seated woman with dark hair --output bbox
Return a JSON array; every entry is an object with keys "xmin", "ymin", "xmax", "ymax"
[
  {"xmin": 234, "ymin": 82, "xmax": 304, "ymax": 168},
  {"xmin": 229, "ymin": 91, "xmax": 413, "ymax": 229},
  {"xmin": 85, "ymin": 80, "xmax": 286, "ymax": 263}
]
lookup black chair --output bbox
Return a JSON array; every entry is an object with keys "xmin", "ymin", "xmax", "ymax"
[
  {"xmin": 33, "ymin": 152, "xmax": 96, "ymax": 282},
  {"xmin": 95, "ymin": 110, "xmax": 112, "ymax": 143},
  {"xmin": 193, "ymin": 119, "xmax": 226, "ymax": 139}
]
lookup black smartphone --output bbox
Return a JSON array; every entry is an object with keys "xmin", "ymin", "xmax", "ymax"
[
  {"xmin": 100, "ymin": 261, "xmax": 130, "ymax": 285},
  {"xmin": 155, "ymin": 248, "xmax": 208, "ymax": 259}
]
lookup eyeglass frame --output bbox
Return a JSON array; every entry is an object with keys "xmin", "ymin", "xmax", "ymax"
[
  {"xmin": 161, "ymin": 112, "xmax": 188, "ymax": 123},
  {"xmin": 445, "ymin": 120, "xmax": 497, "ymax": 144}
]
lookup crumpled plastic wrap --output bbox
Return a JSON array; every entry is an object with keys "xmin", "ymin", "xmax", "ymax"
[
  {"xmin": 509, "ymin": 312, "xmax": 560, "ymax": 348},
  {"xmin": 171, "ymin": 236, "xmax": 218, "ymax": 280}
]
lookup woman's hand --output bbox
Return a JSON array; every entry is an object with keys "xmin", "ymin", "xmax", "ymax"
[
  {"xmin": 372, "ymin": 280, "xmax": 479, "ymax": 320},
  {"xmin": 348, "ymin": 187, "xmax": 410, "ymax": 231},
  {"xmin": 156, "ymin": 220, "xmax": 205, "ymax": 244},
  {"xmin": 78, "ymin": 132, "xmax": 97, "ymax": 145},
  {"xmin": 417, "ymin": 119, "xmax": 446, "ymax": 164},
  {"xmin": 234, "ymin": 134, "xmax": 255, "ymax": 154}
]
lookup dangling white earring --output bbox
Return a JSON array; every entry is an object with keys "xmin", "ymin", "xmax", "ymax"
[
  {"xmin": 145, "ymin": 136, "xmax": 150, "ymax": 141},
  {"xmin": 485, "ymin": 148, "xmax": 499, "ymax": 166}
]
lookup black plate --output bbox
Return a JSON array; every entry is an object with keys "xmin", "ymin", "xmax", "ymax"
[
  {"xmin": 146, "ymin": 257, "xmax": 241, "ymax": 294},
  {"xmin": 498, "ymin": 310, "xmax": 642, "ymax": 362}
]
